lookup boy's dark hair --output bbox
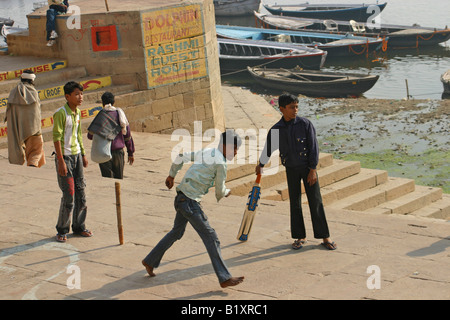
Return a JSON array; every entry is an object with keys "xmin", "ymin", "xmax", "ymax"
[
  {"xmin": 278, "ymin": 93, "xmax": 298, "ymax": 107},
  {"xmin": 101, "ymin": 91, "xmax": 115, "ymax": 105},
  {"xmin": 219, "ymin": 130, "xmax": 242, "ymax": 148},
  {"xmin": 64, "ymin": 81, "xmax": 83, "ymax": 95}
]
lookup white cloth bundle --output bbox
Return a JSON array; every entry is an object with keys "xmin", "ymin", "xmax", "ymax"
[{"xmin": 104, "ymin": 104, "xmax": 129, "ymax": 135}]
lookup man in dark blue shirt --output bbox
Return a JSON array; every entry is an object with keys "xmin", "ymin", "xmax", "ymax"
[{"xmin": 256, "ymin": 93, "xmax": 336, "ymax": 250}]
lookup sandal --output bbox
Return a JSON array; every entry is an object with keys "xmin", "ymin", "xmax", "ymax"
[
  {"xmin": 321, "ymin": 241, "xmax": 337, "ymax": 250},
  {"xmin": 292, "ymin": 239, "xmax": 306, "ymax": 250},
  {"xmin": 75, "ymin": 229, "xmax": 93, "ymax": 237},
  {"xmin": 56, "ymin": 233, "xmax": 67, "ymax": 242}
]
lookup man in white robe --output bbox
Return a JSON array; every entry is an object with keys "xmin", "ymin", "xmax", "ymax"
[{"xmin": 5, "ymin": 70, "xmax": 45, "ymax": 167}]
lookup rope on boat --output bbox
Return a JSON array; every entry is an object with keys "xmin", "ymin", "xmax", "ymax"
[
  {"xmin": 348, "ymin": 40, "xmax": 369, "ymax": 58},
  {"xmin": 220, "ymin": 54, "xmax": 310, "ymax": 77},
  {"xmin": 416, "ymin": 31, "xmax": 437, "ymax": 48}
]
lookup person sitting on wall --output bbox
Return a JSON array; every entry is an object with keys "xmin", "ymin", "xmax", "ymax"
[{"xmin": 46, "ymin": 0, "xmax": 69, "ymax": 47}]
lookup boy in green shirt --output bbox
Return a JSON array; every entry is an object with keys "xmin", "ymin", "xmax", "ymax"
[{"xmin": 53, "ymin": 81, "xmax": 92, "ymax": 242}]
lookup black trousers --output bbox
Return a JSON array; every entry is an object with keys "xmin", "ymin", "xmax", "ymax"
[
  {"xmin": 99, "ymin": 149, "xmax": 124, "ymax": 179},
  {"xmin": 285, "ymin": 166, "xmax": 330, "ymax": 239}
]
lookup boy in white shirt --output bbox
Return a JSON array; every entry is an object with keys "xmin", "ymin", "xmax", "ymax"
[{"xmin": 142, "ymin": 130, "xmax": 245, "ymax": 288}]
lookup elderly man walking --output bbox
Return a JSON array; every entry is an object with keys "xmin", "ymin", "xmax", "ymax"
[{"xmin": 5, "ymin": 70, "xmax": 45, "ymax": 167}]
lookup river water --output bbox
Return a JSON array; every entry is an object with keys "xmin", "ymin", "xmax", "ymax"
[
  {"xmin": 216, "ymin": 0, "xmax": 450, "ymax": 99},
  {"xmin": 1, "ymin": 0, "xmax": 449, "ymax": 99}
]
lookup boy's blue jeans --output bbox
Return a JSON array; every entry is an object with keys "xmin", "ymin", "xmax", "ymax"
[
  {"xmin": 46, "ymin": 5, "xmax": 65, "ymax": 40},
  {"xmin": 143, "ymin": 191, "xmax": 232, "ymax": 284}
]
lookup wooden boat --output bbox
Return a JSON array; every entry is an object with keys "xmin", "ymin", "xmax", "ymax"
[
  {"xmin": 255, "ymin": 12, "xmax": 450, "ymax": 49},
  {"xmin": 216, "ymin": 24, "xmax": 385, "ymax": 58},
  {"xmin": 1, "ymin": 25, "xmax": 28, "ymax": 39},
  {"xmin": 247, "ymin": 66, "xmax": 379, "ymax": 97},
  {"xmin": 218, "ymin": 38, "xmax": 327, "ymax": 72},
  {"xmin": 0, "ymin": 17, "xmax": 14, "ymax": 31},
  {"xmin": 263, "ymin": 2, "xmax": 387, "ymax": 22},
  {"xmin": 213, "ymin": 0, "xmax": 260, "ymax": 16}
]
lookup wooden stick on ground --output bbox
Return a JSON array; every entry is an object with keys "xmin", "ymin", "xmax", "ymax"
[
  {"xmin": 115, "ymin": 182, "xmax": 124, "ymax": 245},
  {"xmin": 104, "ymin": 0, "xmax": 110, "ymax": 12}
]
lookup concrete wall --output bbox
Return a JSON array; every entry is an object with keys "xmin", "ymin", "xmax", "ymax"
[{"xmin": 6, "ymin": 0, "xmax": 225, "ymax": 134}]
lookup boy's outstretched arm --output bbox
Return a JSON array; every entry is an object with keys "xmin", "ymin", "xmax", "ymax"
[{"xmin": 165, "ymin": 151, "xmax": 195, "ymax": 190}]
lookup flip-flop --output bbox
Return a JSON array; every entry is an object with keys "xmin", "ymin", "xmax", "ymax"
[
  {"xmin": 321, "ymin": 241, "xmax": 337, "ymax": 250},
  {"xmin": 75, "ymin": 229, "xmax": 93, "ymax": 237},
  {"xmin": 292, "ymin": 239, "xmax": 306, "ymax": 250},
  {"xmin": 56, "ymin": 233, "xmax": 67, "ymax": 242}
]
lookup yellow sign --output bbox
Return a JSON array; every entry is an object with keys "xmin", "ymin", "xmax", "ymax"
[
  {"xmin": 38, "ymin": 76, "xmax": 112, "ymax": 101},
  {"xmin": 1, "ymin": 76, "xmax": 111, "ymax": 111},
  {"xmin": 141, "ymin": 5, "xmax": 208, "ymax": 88},
  {"xmin": 0, "ymin": 61, "xmax": 67, "ymax": 82},
  {"xmin": 0, "ymin": 105, "xmax": 102, "ymax": 138},
  {"xmin": 141, "ymin": 5, "xmax": 204, "ymax": 47}
]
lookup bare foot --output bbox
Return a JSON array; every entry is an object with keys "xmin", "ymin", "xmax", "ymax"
[
  {"xmin": 220, "ymin": 276, "xmax": 244, "ymax": 288},
  {"xmin": 142, "ymin": 260, "xmax": 155, "ymax": 277}
]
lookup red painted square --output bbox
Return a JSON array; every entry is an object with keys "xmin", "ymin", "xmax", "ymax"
[{"xmin": 91, "ymin": 25, "xmax": 118, "ymax": 52}]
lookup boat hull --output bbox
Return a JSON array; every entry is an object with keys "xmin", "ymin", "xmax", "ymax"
[
  {"xmin": 0, "ymin": 17, "xmax": 14, "ymax": 33},
  {"xmin": 220, "ymin": 54, "xmax": 324, "ymax": 72},
  {"xmin": 247, "ymin": 67, "xmax": 379, "ymax": 97},
  {"xmin": 255, "ymin": 13, "xmax": 450, "ymax": 49},
  {"xmin": 264, "ymin": 3, "xmax": 387, "ymax": 22},
  {"xmin": 214, "ymin": 0, "xmax": 260, "ymax": 16},
  {"xmin": 218, "ymin": 38, "xmax": 326, "ymax": 72},
  {"xmin": 216, "ymin": 24, "xmax": 384, "ymax": 58}
]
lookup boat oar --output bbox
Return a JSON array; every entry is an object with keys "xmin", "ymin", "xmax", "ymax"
[{"xmin": 280, "ymin": 68, "xmax": 312, "ymax": 81}]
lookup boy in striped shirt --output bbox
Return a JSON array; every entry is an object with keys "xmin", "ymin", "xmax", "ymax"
[{"xmin": 53, "ymin": 81, "xmax": 92, "ymax": 242}]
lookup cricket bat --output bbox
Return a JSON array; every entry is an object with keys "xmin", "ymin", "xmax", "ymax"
[{"xmin": 237, "ymin": 174, "xmax": 262, "ymax": 241}]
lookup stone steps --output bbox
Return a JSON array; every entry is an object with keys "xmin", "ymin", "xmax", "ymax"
[
  {"xmin": 0, "ymin": 74, "xmax": 122, "ymax": 115},
  {"xmin": 0, "ymin": 65, "xmax": 86, "ymax": 95},
  {"xmin": 329, "ymin": 176, "xmax": 416, "ymax": 211},
  {"xmin": 408, "ymin": 194, "xmax": 450, "ymax": 220},
  {"xmin": 262, "ymin": 159, "xmax": 361, "ymax": 201},
  {"xmin": 228, "ymin": 153, "xmax": 334, "ymax": 197},
  {"xmin": 321, "ymin": 168, "xmax": 388, "ymax": 205},
  {"xmin": 364, "ymin": 185, "xmax": 443, "ymax": 215},
  {"xmin": 227, "ymin": 151, "xmax": 448, "ymax": 221}
]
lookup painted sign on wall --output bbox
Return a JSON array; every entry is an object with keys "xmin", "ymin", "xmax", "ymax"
[
  {"xmin": 0, "ymin": 76, "xmax": 112, "ymax": 112},
  {"xmin": 141, "ymin": 4, "xmax": 208, "ymax": 88},
  {"xmin": 0, "ymin": 61, "xmax": 67, "ymax": 82},
  {"xmin": 0, "ymin": 105, "xmax": 102, "ymax": 138}
]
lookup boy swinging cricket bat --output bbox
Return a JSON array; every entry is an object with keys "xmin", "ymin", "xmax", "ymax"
[{"xmin": 237, "ymin": 174, "xmax": 262, "ymax": 241}]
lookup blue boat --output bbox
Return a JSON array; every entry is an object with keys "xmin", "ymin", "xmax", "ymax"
[
  {"xmin": 216, "ymin": 24, "xmax": 386, "ymax": 58},
  {"xmin": 263, "ymin": 2, "xmax": 387, "ymax": 22},
  {"xmin": 213, "ymin": 0, "xmax": 261, "ymax": 16},
  {"xmin": 254, "ymin": 12, "xmax": 450, "ymax": 49},
  {"xmin": 218, "ymin": 38, "xmax": 327, "ymax": 72}
]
